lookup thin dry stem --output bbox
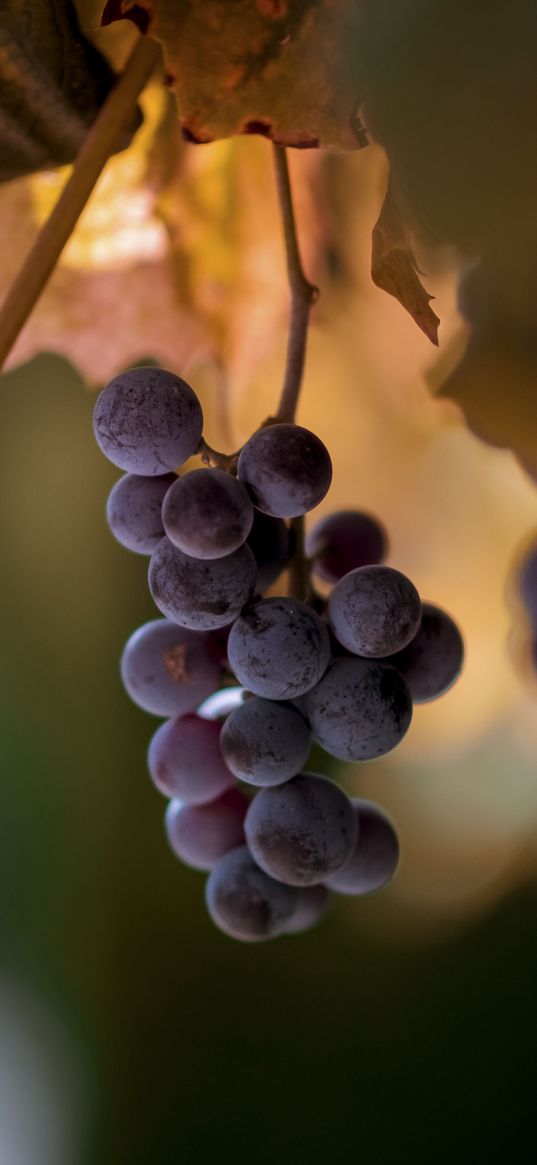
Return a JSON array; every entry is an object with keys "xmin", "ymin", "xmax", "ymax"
[
  {"xmin": 0, "ymin": 36, "xmax": 160, "ymax": 371},
  {"xmin": 272, "ymin": 145, "xmax": 318, "ymax": 424}
]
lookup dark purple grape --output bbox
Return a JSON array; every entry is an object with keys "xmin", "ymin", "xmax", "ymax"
[
  {"xmin": 148, "ymin": 537, "xmax": 257, "ymax": 630},
  {"xmin": 281, "ymin": 885, "xmax": 331, "ymax": 935},
  {"xmin": 147, "ymin": 713, "xmax": 234, "ymax": 803},
  {"xmin": 518, "ymin": 542, "xmax": 537, "ymax": 627},
  {"xmin": 162, "ymin": 469, "xmax": 254, "ymax": 559},
  {"xmin": 388, "ymin": 602, "xmax": 464, "ymax": 703},
  {"xmin": 306, "ymin": 509, "xmax": 388, "ymax": 583},
  {"xmin": 244, "ymin": 773, "xmax": 357, "ymax": 887},
  {"xmin": 247, "ymin": 511, "xmax": 292, "ymax": 592},
  {"xmin": 165, "ymin": 788, "xmax": 248, "ymax": 871},
  {"xmin": 220, "ymin": 697, "xmax": 311, "ymax": 786},
  {"xmin": 205, "ymin": 845, "xmax": 298, "ymax": 942},
  {"xmin": 237, "ymin": 424, "xmax": 332, "ymax": 518},
  {"xmin": 328, "ymin": 565, "xmax": 421, "ymax": 657},
  {"xmin": 325, "ymin": 799, "xmax": 399, "ymax": 895},
  {"xmin": 120, "ymin": 618, "xmax": 221, "ymax": 717},
  {"xmin": 106, "ymin": 472, "xmax": 176, "ymax": 555},
  {"xmin": 227, "ymin": 597, "xmax": 331, "ymax": 700},
  {"xmin": 93, "ymin": 367, "xmax": 203, "ymax": 474},
  {"xmin": 306, "ymin": 657, "xmax": 412, "ymax": 761}
]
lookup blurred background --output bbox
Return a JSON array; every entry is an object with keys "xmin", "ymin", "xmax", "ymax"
[{"xmin": 1, "ymin": 2, "xmax": 537, "ymax": 1162}]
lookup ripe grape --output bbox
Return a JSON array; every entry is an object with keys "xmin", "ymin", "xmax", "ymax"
[
  {"xmin": 306, "ymin": 657, "xmax": 412, "ymax": 761},
  {"xmin": 325, "ymin": 800, "xmax": 399, "ymax": 895},
  {"xmin": 281, "ymin": 885, "xmax": 331, "ymax": 935},
  {"xmin": 205, "ymin": 845, "xmax": 298, "ymax": 942},
  {"xmin": 120, "ymin": 618, "xmax": 221, "ymax": 717},
  {"xmin": 237, "ymin": 423, "xmax": 332, "ymax": 517},
  {"xmin": 93, "ymin": 366, "xmax": 203, "ymax": 475},
  {"xmin": 227, "ymin": 597, "xmax": 331, "ymax": 699},
  {"xmin": 245, "ymin": 773, "xmax": 357, "ymax": 886},
  {"xmin": 220, "ymin": 697, "xmax": 311, "ymax": 786},
  {"xmin": 106, "ymin": 472, "xmax": 176, "ymax": 555},
  {"xmin": 388, "ymin": 602, "xmax": 464, "ymax": 702},
  {"xmin": 147, "ymin": 713, "xmax": 234, "ymax": 803},
  {"xmin": 165, "ymin": 788, "xmax": 248, "ymax": 871},
  {"xmin": 247, "ymin": 511, "xmax": 291, "ymax": 592},
  {"xmin": 306, "ymin": 509, "xmax": 387, "ymax": 583},
  {"xmin": 162, "ymin": 468, "xmax": 254, "ymax": 559},
  {"xmin": 148, "ymin": 537, "xmax": 257, "ymax": 630},
  {"xmin": 328, "ymin": 565, "xmax": 421, "ymax": 657}
]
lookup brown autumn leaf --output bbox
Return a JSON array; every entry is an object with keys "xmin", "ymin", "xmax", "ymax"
[
  {"xmin": 0, "ymin": 0, "xmax": 138, "ymax": 181},
  {"xmin": 101, "ymin": 0, "xmax": 367, "ymax": 150},
  {"xmin": 372, "ymin": 178, "xmax": 440, "ymax": 346}
]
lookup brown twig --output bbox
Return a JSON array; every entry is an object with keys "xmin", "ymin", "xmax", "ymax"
[
  {"xmin": 0, "ymin": 35, "xmax": 161, "ymax": 372},
  {"xmin": 272, "ymin": 145, "xmax": 318, "ymax": 423}
]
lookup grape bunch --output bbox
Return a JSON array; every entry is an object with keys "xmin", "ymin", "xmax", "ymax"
[{"xmin": 94, "ymin": 365, "xmax": 464, "ymax": 942}]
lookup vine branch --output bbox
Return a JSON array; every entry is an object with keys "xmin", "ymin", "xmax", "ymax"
[
  {"xmin": 272, "ymin": 145, "xmax": 318, "ymax": 424},
  {"xmin": 0, "ymin": 35, "xmax": 161, "ymax": 372}
]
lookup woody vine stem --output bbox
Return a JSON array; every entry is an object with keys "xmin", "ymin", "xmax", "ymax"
[{"xmin": 0, "ymin": 37, "xmax": 316, "ymax": 597}]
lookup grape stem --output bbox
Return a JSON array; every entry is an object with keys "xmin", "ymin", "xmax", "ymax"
[
  {"xmin": 0, "ymin": 35, "xmax": 161, "ymax": 372},
  {"xmin": 272, "ymin": 145, "xmax": 318, "ymax": 424}
]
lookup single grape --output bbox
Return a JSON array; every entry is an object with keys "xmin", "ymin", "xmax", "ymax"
[
  {"xmin": 220, "ymin": 697, "xmax": 311, "ymax": 786},
  {"xmin": 162, "ymin": 469, "xmax": 254, "ymax": 559},
  {"xmin": 93, "ymin": 366, "xmax": 203, "ymax": 475},
  {"xmin": 120, "ymin": 619, "xmax": 221, "ymax": 717},
  {"xmin": 518, "ymin": 542, "xmax": 537, "ymax": 627},
  {"xmin": 147, "ymin": 713, "xmax": 234, "ymax": 803},
  {"xmin": 106, "ymin": 472, "xmax": 176, "ymax": 555},
  {"xmin": 165, "ymin": 788, "xmax": 249, "ymax": 871},
  {"xmin": 237, "ymin": 424, "xmax": 332, "ymax": 518},
  {"xmin": 245, "ymin": 773, "xmax": 357, "ymax": 887},
  {"xmin": 306, "ymin": 657, "xmax": 412, "ymax": 761},
  {"xmin": 306, "ymin": 509, "xmax": 388, "ymax": 583},
  {"xmin": 205, "ymin": 845, "xmax": 298, "ymax": 942},
  {"xmin": 281, "ymin": 885, "xmax": 331, "ymax": 935},
  {"xmin": 388, "ymin": 602, "xmax": 464, "ymax": 702},
  {"xmin": 325, "ymin": 799, "xmax": 399, "ymax": 895},
  {"xmin": 247, "ymin": 511, "xmax": 292, "ymax": 592},
  {"xmin": 148, "ymin": 537, "xmax": 257, "ymax": 630},
  {"xmin": 328, "ymin": 565, "xmax": 421, "ymax": 657},
  {"xmin": 227, "ymin": 597, "xmax": 331, "ymax": 700}
]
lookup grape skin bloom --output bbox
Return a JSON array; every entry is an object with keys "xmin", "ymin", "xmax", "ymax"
[
  {"xmin": 227, "ymin": 597, "xmax": 331, "ymax": 700},
  {"xmin": 120, "ymin": 618, "xmax": 221, "ymax": 717},
  {"xmin": 237, "ymin": 423, "xmax": 332, "ymax": 518},
  {"xmin": 106, "ymin": 472, "xmax": 176, "ymax": 555},
  {"xmin": 325, "ymin": 799, "xmax": 399, "ymax": 895},
  {"xmin": 245, "ymin": 773, "xmax": 357, "ymax": 887},
  {"xmin": 220, "ymin": 697, "xmax": 312, "ymax": 786},
  {"xmin": 388, "ymin": 602, "xmax": 464, "ymax": 703},
  {"xmin": 93, "ymin": 367, "xmax": 203, "ymax": 475},
  {"xmin": 205, "ymin": 845, "xmax": 298, "ymax": 942},
  {"xmin": 328, "ymin": 565, "xmax": 422, "ymax": 657},
  {"xmin": 306, "ymin": 657, "xmax": 413, "ymax": 762},
  {"xmin": 149, "ymin": 537, "xmax": 257, "ymax": 630},
  {"xmin": 147, "ymin": 713, "xmax": 234, "ymax": 804},
  {"xmin": 162, "ymin": 468, "xmax": 254, "ymax": 560},
  {"xmin": 165, "ymin": 789, "xmax": 248, "ymax": 871}
]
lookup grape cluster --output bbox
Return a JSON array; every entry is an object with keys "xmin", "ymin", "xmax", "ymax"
[{"xmin": 94, "ymin": 366, "xmax": 464, "ymax": 942}]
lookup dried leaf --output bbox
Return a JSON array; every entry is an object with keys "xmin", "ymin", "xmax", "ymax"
[
  {"xmin": 372, "ymin": 179, "xmax": 440, "ymax": 346},
  {"xmin": 0, "ymin": 0, "xmax": 136, "ymax": 181},
  {"xmin": 101, "ymin": 0, "xmax": 366, "ymax": 151}
]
